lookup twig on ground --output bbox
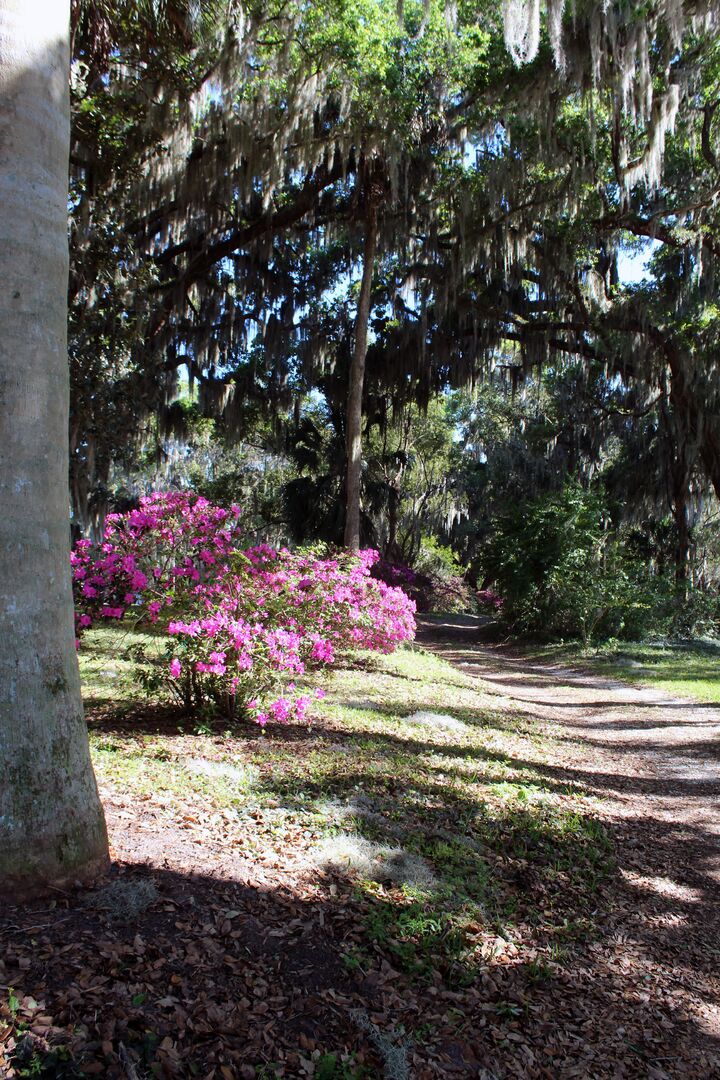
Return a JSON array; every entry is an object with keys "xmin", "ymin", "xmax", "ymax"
[
  {"xmin": 118, "ymin": 1041, "xmax": 141, "ymax": 1080},
  {"xmin": 0, "ymin": 916, "xmax": 72, "ymax": 936}
]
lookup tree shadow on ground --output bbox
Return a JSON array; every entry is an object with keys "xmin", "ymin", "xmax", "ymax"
[
  {"xmin": 415, "ymin": 618, "xmax": 720, "ymax": 706},
  {"xmin": 3, "ymin": 822, "xmax": 720, "ymax": 1080},
  {"xmin": 421, "ymin": 651, "xmax": 720, "ymax": 705},
  {"xmin": 1, "ymin": 864, "xmax": 381, "ymax": 1079},
  {"xmin": 86, "ymin": 697, "xmax": 542, "ymax": 743},
  {"xmin": 557, "ymin": 716, "xmax": 720, "ymax": 730},
  {"xmin": 488, "ymin": 750, "xmax": 720, "ymax": 798},
  {"xmin": 59, "ymin": 622, "xmax": 720, "ymax": 1077}
]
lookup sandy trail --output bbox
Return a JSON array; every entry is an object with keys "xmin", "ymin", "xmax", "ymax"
[
  {"xmin": 418, "ymin": 615, "xmax": 720, "ymax": 840},
  {"xmin": 417, "ymin": 615, "xmax": 720, "ymax": 1066}
]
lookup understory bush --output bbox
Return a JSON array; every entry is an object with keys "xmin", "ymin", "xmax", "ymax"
[
  {"xmin": 665, "ymin": 586, "xmax": 720, "ymax": 640},
  {"xmin": 372, "ymin": 539, "xmax": 473, "ymax": 613},
  {"xmin": 72, "ymin": 492, "xmax": 416, "ymax": 722},
  {"xmin": 482, "ymin": 484, "xmax": 700, "ymax": 643}
]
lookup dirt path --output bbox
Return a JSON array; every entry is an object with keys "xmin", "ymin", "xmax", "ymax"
[
  {"xmin": 417, "ymin": 615, "xmax": 720, "ymax": 1069},
  {"xmin": 418, "ymin": 615, "xmax": 720, "ymax": 841}
]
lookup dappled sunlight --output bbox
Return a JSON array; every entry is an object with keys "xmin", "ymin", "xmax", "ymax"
[
  {"xmin": 312, "ymin": 834, "xmax": 439, "ymax": 892},
  {"xmin": 6, "ymin": 623, "xmax": 720, "ymax": 1075},
  {"xmin": 4, "ymin": 2, "xmax": 720, "ymax": 1076},
  {"xmin": 619, "ymin": 869, "xmax": 704, "ymax": 904}
]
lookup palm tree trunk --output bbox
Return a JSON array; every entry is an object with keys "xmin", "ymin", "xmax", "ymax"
[
  {"xmin": 344, "ymin": 200, "xmax": 378, "ymax": 551},
  {"xmin": 0, "ymin": 0, "xmax": 109, "ymax": 899}
]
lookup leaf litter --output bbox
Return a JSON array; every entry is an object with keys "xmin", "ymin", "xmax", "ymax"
[{"xmin": 2, "ymin": 621, "xmax": 720, "ymax": 1077}]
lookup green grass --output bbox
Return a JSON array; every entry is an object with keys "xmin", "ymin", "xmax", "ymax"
[
  {"xmin": 78, "ymin": 625, "xmax": 162, "ymax": 707},
  {"xmin": 525, "ymin": 639, "xmax": 720, "ymax": 703},
  {"xmin": 79, "ymin": 628, "xmax": 612, "ymax": 990}
]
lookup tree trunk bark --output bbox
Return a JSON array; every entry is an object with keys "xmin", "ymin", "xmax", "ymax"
[
  {"xmin": 701, "ymin": 421, "xmax": 720, "ymax": 503},
  {"xmin": 661, "ymin": 379, "xmax": 693, "ymax": 593},
  {"xmin": 344, "ymin": 200, "xmax": 378, "ymax": 551},
  {"xmin": 0, "ymin": 0, "xmax": 109, "ymax": 899},
  {"xmin": 673, "ymin": 498, "xmax": 691, "ymax": 590},
  {"xmin": 387, "ymin": 481, "xmax": 400, "ymax": 561}
]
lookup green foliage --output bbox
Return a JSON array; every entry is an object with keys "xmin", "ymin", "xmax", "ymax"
[
  {"xmin": 66, "ymin": 0, "xmax": 720, "ymax": 639},
  {"xmin": 484, "ymin": 484, "xmax": 669, "ymax": 643},
  {"xmin": 363, "ymin": 394, "xmax": 465, "ymax": 557},
  {"xmin": 315, "ymin": 1052, "xmax": 368, "ymax": 1079},
  {"xmin": 413, "ymin": 537, "xmax": 473, "ymax": 613},
  {"xmin": 538, "ymin": 639, "xmax": 720, "ymax": 704}
]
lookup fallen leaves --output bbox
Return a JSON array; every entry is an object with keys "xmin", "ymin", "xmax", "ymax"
[{"xmin": 5, "ymin": 631, "xmax": 720, "ymax": 1077}]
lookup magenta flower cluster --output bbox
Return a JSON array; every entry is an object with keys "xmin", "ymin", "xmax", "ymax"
[
  {"xmin": 72, "ymin": 492, "xmax": 416, "ymax": 723},
  {"xmin": 476, "ymin": 588, "xmax": 504, "ymax": 612}
]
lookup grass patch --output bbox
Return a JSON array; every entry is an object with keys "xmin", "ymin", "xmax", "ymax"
[
  {"xmin": 80, "ymin": 628, "xmax": 612, "ymax": 992},
  {"xmin": 525, "ymin": 639, "xmax": 720, "ymax": 703},
  {"xmin": 78, "ymin": 625, "xmax": 163, "ymax": 708}
]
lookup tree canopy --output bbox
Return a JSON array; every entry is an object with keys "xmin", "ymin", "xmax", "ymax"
[{"xmin": 63, "ymin": 0, "xmax": 720, "ymax": 612}]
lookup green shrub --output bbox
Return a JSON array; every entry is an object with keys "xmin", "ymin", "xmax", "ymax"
[
  {"xmin": 482, "ymin": 484, "xmax": 685, "ymax": 643},
  {"xmin": 414, "ymin": 537, "xmax": 474, "ymax": 613}
]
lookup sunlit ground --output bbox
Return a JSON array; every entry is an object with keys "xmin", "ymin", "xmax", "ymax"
[
  {"xmin": 523, "ymin": 640, "xmax": 720, "ymax": 704},
  {"xmin": 80, "ymin": 627, "xmax": 610, "ymax": 989}
]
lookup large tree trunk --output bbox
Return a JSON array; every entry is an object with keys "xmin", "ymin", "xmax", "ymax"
[
  {"xmin": 0, "ymin": 0, "xmax": 109, "ymax": 899},
  {"xmin": 344, "ymin": 200, "xmax": 378, "ymax": 551}
]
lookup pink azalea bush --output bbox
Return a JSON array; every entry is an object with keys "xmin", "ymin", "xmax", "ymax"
[
  {"xmin": 476, "ymin": 588, "xmax": 504, "ymax": 613},
  {"xmin": 72, "ymin": 492, "xmax": 416, "ymax": 724}
]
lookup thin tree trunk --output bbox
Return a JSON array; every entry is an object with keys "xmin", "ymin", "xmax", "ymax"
[
  {"xmin": 663, "ymin": 365, "xmax": 696, "ymax": 592},
  {"xmin": 701, "ymin": 426, "xmax": 720, "ymax": 503},
  {"xmin": 661, "ymin": 403, "xmax": 692, "ymax": 592},
  {"xmin": 673, "ymin": 497, "xmax": 691, "ymax": 590},
  {"xmin": 387, "ymin": 481, "xmax": 400, "ymax": 560},
  {"xmin": 0, "ymin": 0, "xmax": 108, "ymax": 899},
  {"xmin": 344, "ymin": 199, "xmax": 378, "ymax": 551}
]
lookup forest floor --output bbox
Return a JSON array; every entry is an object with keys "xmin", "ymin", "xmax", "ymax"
[{"xmin": 3, "ymin": 617, "xmax": 720, "ymax": 1079}]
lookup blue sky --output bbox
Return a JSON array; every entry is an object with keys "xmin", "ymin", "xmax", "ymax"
[{"xmin": 617, "ymin": 239, "xmax": 661, "ymax": 285}]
